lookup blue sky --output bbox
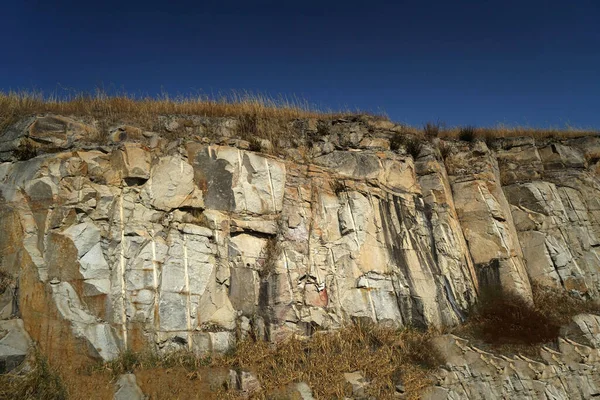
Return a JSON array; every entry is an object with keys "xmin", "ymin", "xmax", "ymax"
[{"xmin": 2, "ymin": 0, "xmax": 599, "ymax": 128}]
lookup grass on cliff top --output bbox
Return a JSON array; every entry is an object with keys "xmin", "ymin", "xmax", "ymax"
[
  {"xmin": 441, "ymin": 124, "xmax": 597, "ymax": 141},
  {"xmin": 408, "ymin": 120, "xmax": 598, "ymax": 142},
  {"xmin": 0, "ymin": 90, "xmax": 347, "ymax": 134},
  {"xmin": 2, "ymin": 91, "xmax": 597, "ymax": 144},
  {"xmin": 98, "ymin": 322, "xmax": 442, "ymax": 400},
  {"xmin": 456, "ymin": 283, "xmax": 600, "ymax": 356}
]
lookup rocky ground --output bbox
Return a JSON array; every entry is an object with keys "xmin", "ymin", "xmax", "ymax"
[{"xmin": 1, "ymin": 114, "xmax": 600, "ymax": 398}]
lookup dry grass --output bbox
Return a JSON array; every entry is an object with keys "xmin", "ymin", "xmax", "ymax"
[
  {"xmin": 441, "ymin": 124, "xmax": 598, "ymax": 141},
  {"xmin": 0, "ymin": 90, "xmax": 348, "ymax": 145},
  {"xmin": 91, "ymin": 322, "xmax": 441, "ymax": 399},
  {"xmin": 97, "ymin": 348, "xmax": 212, "ymax": 378},
  {"xmin": 258, "ymin": 236, "xmax": 281, "ymax": 278},
  {"xmin": 531, "ymin": 283, "xmax": 600, "ymax": 325},
  {"xmin": 0, "ymin": 350, "xmax": 68, "ymax": 400},
  {"xmin": 456, "ymin": 283, "xmax": 600, "ymax": 356},
  {"xmin": 222, "ymin": 321, "xmax": 442, "ymax": 399},
  {"xmin": 390, "ymin": 134, "xmax": 423, "ymax": 158}
]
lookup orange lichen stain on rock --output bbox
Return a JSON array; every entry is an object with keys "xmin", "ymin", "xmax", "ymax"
[
  {"xmin": 18, "ymin": 251, "xmax": 114, "ymax": 399},
  {"xmin": 127, "ymin": 322, "xmax": 150, "ymax": 353}
]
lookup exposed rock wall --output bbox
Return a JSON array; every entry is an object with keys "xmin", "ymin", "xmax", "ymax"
[
  {"xmin": 0, "ymin": 115, "xmax": 599, "ymax": 368},
  {"xmin": 424, "ymin": 314, "xmax": 600, "ymax": 399}
]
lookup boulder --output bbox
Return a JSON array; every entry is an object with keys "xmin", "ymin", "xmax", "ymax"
[
  {"xmin": 114, "ymin": 373, "xmax": 145, "ymax": 400},
  {"xmin": 229, "ymin": 369, "xmax": 261, "ymax": 398},
  {"xmin": 28, "ymin": 115, "xmax": 96, "ymax": 149},
  {"xmin": 111, "ymin": 144, "xmax": 151, "ymax": 181},
  {"xmin": 344, "ymin": 371, "xmax": 369, "ymax": 398},
  {"xmin": 0, "ymin": 319, "xmax": 32, "ymax": 373},
  {"xmin": 140, "ymin": 156, "xmax": 204, "ymax": 211}
]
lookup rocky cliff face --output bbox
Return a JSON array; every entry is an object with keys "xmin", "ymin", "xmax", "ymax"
[{"xmin": 1, "ymin": 114, "xmax": 599, "ymax": 396}]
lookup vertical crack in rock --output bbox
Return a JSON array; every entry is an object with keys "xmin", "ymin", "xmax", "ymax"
[
  {"xmin": 265, "ymin": 157, "xmax": 277, "ymax": 212},
  {"xmin": 282, "ymin": 248, "xmax": 300, "ymax": 320},
  {"xmin": 150, "ymin": 229, "xmax": 160, "ymax": 332},
  {"xmin": 306, "ymin": 181, "xmax": 318, "ymax": 284},
  {"xmin": 544, "ymin": 239, "xmax": 567, "ymax": 289},
  {"xmin": 379, "ymin": 195, "xmax": 421, "ymax": 327},
  {"xmin": 183, "ymin": 234, "xmax": 192, "ymax": 349},
  {"xmin": 343, "ymin": 189, "xmax": 376, "ymax": 322},
  {"xmin": 442, "ymin": 276, "xmax": 465, "ymax": 322},
  {"xmin": 237, "ymin": 149, "xmax": 247, "ymax": 211},
  {"xmin": 477, "ymin": 185, "xmax": 512, "ymax": 254},
  {"xmin": 118, "ymin": 188, "xmax": 128, "ymax": 348},
  {"xmin": 327, "ymin": 247, "xmax": 343, "ymax": 318}
]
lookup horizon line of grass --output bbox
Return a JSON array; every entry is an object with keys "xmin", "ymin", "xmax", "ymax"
[{"xmin": 1, "ymin": 90, "xmax": 598, "ymax": 141}]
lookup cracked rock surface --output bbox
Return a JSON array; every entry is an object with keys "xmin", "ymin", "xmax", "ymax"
[{"xmin": 1, "ymin": 115, "xmax": 600, "ymax": 397}]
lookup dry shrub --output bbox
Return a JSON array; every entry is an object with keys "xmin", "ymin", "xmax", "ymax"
[
  {"xmin": 423, "ymin": 121, "xmax": 442, "ymax": 138},
  {"xmin": 532, "ymin": 283, "xmax": 600, "ymax": 325},
  {"xmin": 14, "ymin": 140, "xmax": 38, "ymax": 161},
  {"xmin": 461, "ymin": 289, "xmax": 560, "ymax": 347},
  {"xmin": 259, "ymin": 236, "xmax": 282, "ymax": 278},
  {"xmin": 223, "ymin": 321, "xmax": 443, "ymax": 399},
  {"xmin": 0, "ymin": 350, "xmax": 68, "ymax": 400},
  {"xmin": 458, "ymin": 284, "xmax": 600, "ymax": 355},
  {"xmin": 389, "ymin": 134, "xmax": 423, "ymax": 158},
  {"xmin": 458, "ymin": 125, "xmax": 476, "ymax": 142}
]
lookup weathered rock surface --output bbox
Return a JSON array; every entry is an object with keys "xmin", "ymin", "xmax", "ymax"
[
  {"xmin": 0, "ymin": 115, "xmax": 599, "ymax": 383},
  {"xmin": 423, "ymin": 325, "xmax": 600, "ymax": 400},
  {"xmin": 0, "ymin": 319, "xmax": 32, "ymax": 373}
]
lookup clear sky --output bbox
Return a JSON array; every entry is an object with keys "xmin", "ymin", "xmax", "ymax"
[{"xmin": 2, "ymin": 0, "xmax": 599, "ymax": 128}]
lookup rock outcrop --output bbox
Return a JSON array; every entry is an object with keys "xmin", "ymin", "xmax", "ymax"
[
  {"xmin": 0, "ymin": 114, "xmax": 599, "ymax": 396},
  {"xmin": 425, "ymin": 316, "xmax": 600, "ymax": 399}
]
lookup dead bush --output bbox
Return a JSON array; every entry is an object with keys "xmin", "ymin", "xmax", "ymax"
[
  {"xmin": 532, "ymin": 283, "xmax": 600, "ymax": 325},
  {"xmin": 458, "ymin": 284, "xmax": 600, "ymax": 355},
  {"xmin": 259, "ymin": 236, "xmax": 281, "ymax": 278},
  {"xmin": 423, "ymin": 121, "xmax": 442, "ymax": 138},
  {"xmin": 389, "ymin": 134, "xmax": 423, "ymax": 158},
  {"xmin": 462, "ymin": 289, "xmax": 560, "ymax": 346},
  {"xmin": 458, "ymin": 125, "xmax": 477, "ymax": 142}
]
